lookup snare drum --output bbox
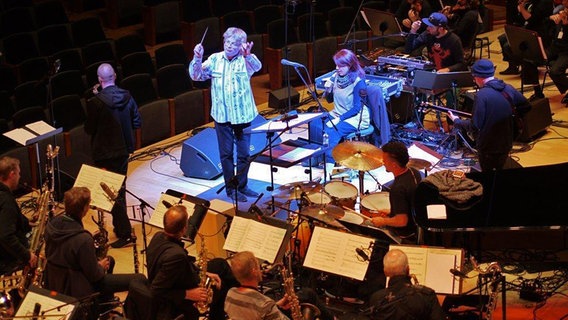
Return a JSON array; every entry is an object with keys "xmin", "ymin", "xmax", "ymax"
[
  {"xmin": 360, "ymin": 192, "xmax": 390, "ymax": 218},
  {"xmin": 305, "ymin": 190, "xmax": 332, "ymax": 206},
  {"xmin": 324, "ymin": 181, "xmax": 358, "ymax": 209}
]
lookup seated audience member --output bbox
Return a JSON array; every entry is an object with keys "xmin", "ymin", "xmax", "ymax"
[
  {"xmin": 368, "ymin": 249, "xmax": 446, "ymax": 320},
  {"xmin": 44, "ymin": 187, "xmax": 146, "ymax": 319}
]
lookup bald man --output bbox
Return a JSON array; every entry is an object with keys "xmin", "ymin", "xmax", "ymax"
[
  {"xmin": 368, "ymin": 249, "xmax": 445, "ymax": 320},
  {"xmin": 85, "ymin": 63, "xmax": 142, "ymax": 248}
]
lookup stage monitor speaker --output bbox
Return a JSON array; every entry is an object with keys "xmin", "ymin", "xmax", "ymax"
[
  {"xmin": 516, "ymin": 97, "xmax": 552, "ymax": 142},
  {"xmin": 268, "ymin": 87, "xmax": 300, "ymax": 109},
  {"xmin": 180, "ymin": 115, "xmax": 282, "ymax": 180},
  {"xmin": 387, "ymin": 90, "xmax": 414, "ymax": 124}
]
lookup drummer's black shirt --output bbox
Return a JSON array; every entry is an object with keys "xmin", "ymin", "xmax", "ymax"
[{"xmin": 388, "ymin": 167, "xmax": 422, "ymax": 241}]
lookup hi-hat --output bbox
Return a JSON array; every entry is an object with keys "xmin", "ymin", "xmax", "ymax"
[
  {"xmin": 271, "ymin": 180, "xmax": 321, "ymax": 199},
  {"xmin": 332, "ymin": 141, "xmax": 383, "ymax": 171},
  {"xmin": 408, "ymin": 158, "xmax": 432, "ymax": 170},
  {"xmin": 300, "ymin": 204, "xmax": 345, "ymax": 227}
]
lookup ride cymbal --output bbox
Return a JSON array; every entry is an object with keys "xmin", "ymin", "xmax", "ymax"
[{"xmin": 332, "ymin": 141, "xmax": 383, "ymax": 171}]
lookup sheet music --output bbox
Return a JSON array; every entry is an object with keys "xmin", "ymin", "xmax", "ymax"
[
  {"xmin": 74, "ymin": 164, "xmax": 125, "ymax": 212},
  {"xmin": 3, "ymin": 121, "xmax": 60, "ymax": 146},
  {"xmin": 148, "ymin": 193, "xmax": 190, "ymax": 228},
  {"xmin": 390, "ymin": 244, "xmax": 463, "ymax": 294},
  {"xmin": 16, "ymin": 291, "xmax": 74, "ymax": 319},
  {"xmin": 26, "ymin": 120, "xmax": 58, "ymax": 136},
  {"xmin": 223, "ymin": 216, "xmax": 287, "ymax": 263},
  {"xmin": 3, "ymin": 128, "xmax": 36, "ymax": 146},
  {"xmin": 303, "ymin": 226, "xmax": 372, "ymax": 280}
]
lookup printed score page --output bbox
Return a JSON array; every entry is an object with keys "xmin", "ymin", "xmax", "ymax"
[
  {"xmin": 390, "ymin": 244, "xmax": 463, "ymax": 294},
  {"xmin": 303, "ymin": 226, "xmax": 373, "ymax": 280},
  {"xmin": 74, "ymin": 164, "xmax": 125, "ymax": 212},
  {"xmin": 16, "ymin": 291, "xmax": 75, "ymax": 319},
  {"xmin": 223, "ymin": 216, "xmax": 287, "ymax": 264}
]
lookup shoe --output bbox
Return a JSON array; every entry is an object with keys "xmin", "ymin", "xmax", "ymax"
[
  {"xmin": 499, "ymin": 66, "xmax": 520, "ymax": 75},
  {"xmin": 239, "ymin": 187, "xmax": 259, "ymax": 197},
  {"xmin": 562, "ymin": 94, "xmax": 568, "ymax": 104},
  {"xmin": 110, "ymin": 237, "xmax": 133, "ymax": 248},
  {"xmin": 227, "ymin": 190, "xmax": 247, "ymax": 202},
  {"xmin": 528, "ymin": 92, "xmax": 544, "ymax": 101}
]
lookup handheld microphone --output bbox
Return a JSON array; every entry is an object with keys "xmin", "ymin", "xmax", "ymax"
[
  {"xmin": 54, "ymin": 59, "xmax": 61, "ymax": 74},
  {"xmin": 449, "ymin": 268, "xmax": 468, "ymax": 278},
  {"xmin": 356, "ymin": 248, "xmax": 370, "ymax": 262},
  {"xmin": 162, "ymin": 200, "xmax": 174, "ymax": 209},
  {"xmin": 100, "ymin": 182, "xmax": 117, "ymax": 201},
  {"xmin": 281, "ymin": 59, "xmax": 305, "ymax": 68}
]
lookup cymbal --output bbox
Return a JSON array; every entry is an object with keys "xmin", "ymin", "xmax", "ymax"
[
  {"xmin": 332, "ymin": 141, "xmax": 383, "ymax": 171},
  {"xmin": 300, "ymin": 204, "xmax": 345, "ymax": 226},
  {"xmin": 271, "ymin": 180, "xmax": 321, "ymax": 199},
  {"xmin": 408, "ymin": 158, "xmax": 432, "ymax": 170}
]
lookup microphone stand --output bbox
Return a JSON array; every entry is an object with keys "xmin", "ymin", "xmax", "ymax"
[
  {"xmin": 40, "ymin": 292, "xmax": 100, "ymax": 318},
  {"xmin": 289, "ymin": 63, "xmax": 338, "ymax": 183},
  {"xmin": 47, "ymin": 59, "xmax": 62, "ymax": 200},
  {"xmin": 124, "ymin": 187, "xmax": 154, "ymax": 255},
  {"xmin": 341, "ymin": 0, "xmax": 367, "ymax": 52},
  {"xmin": 283, "ymin": 0, "xmax": 296, "ymax": 114}
]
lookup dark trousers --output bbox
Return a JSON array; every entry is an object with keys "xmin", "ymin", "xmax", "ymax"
[
  {"xmin": 548, "ymin": 50, "xmax": 568, "ymax": 94},
  {"xmin": 310, "ymin": 117, "xmax": 357, "ymax": 161},
  {"xmin": 214, "ymin": 121, "xmax": 252, "ymax": 194},
  {"xmin": 94, "ymin": 155, "xmax": 132, "ymax": 239},
  {"xmin": 478, "ymin": 152, "xmax": 509, "ymax": 172}
]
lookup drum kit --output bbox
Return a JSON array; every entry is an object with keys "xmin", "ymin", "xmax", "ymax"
[{"xmin": 272, "ymin": 140, "xmax": 431, "ymax": 259}]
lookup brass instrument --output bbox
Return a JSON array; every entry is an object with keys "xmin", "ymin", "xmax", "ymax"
[
  {"xmin": 93, "ymin": 209, "xmax": 109, "ymax": 260},
  {"xmin": 470, "ymin": 257, "xmax": 502, "ymax": 320},
  {"xmin": 194, "ymin": 236, "xmax": 214, "ymax": 315},
  {"xmin": 550, "ymin": 8, "xmax": 568, "ymax": 24},
  {"xmin": 280, "ymin": 264, "xmax": 320, "ymax": 320},
  {"xmin": 132, "ymin": 229, "xmax": 139, "ymax": 274},
  {"xmin": 1, "ymin": 274, "xmax": 24, "ymax": 317},
  {"xmin": 21, "ymin": 144, "xmax": 59, "ymax": 294}
]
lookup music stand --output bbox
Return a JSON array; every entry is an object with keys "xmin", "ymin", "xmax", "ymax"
[
  {"xmin": 361, "ymin": 8, "xmax": 404, "ymax": 48},
  {"xmin": 504, "ymin": 24, "xmax": 548, "ymax": 93},
  {"xmin": 16, "ymin": 285, "xmax": 78, "ymax": 319}
]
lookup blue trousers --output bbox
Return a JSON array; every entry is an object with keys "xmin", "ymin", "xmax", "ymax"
[{"xmin": 214, "ymin": 121, "xmax": 252, "ymax": 194}]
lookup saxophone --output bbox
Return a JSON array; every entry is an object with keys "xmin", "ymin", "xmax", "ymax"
[
  {"xmin": 20, "ymin": 145, "xmax": 59, "ymax": 294},
  {"xmin": 194, "ymin": 236, "xmax": 214, "ymax": 315},
  {"xmin": 280, "ymin": 265, "xmax": 320, "ymax": 320},
  {"xmin": 93, "ymin": 209, "xmax": 109, "ymax": 260},
  {"xmin": 470, "ymin": 257, "xmax": 502, "ymax": 320}
]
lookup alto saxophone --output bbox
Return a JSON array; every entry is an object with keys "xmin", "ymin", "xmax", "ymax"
[
  {"xmin": 194, "ymin": 236, "xmax": 214, "ymax": 315},
  {"xmin": 470, "ymin": 257, "xmax": 502, "ymax": 320},
  {"xmin": 280, "ymin": 265, "xmax": 320, "ymax": 320}
]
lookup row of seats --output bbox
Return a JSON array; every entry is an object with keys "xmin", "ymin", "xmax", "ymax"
[
  {"xmin": 0, "ymin": 88, "xmax": 211, "ymax": 173},
  {"xmin": 0, "ymin": 0, "xmax": 68, "ymax": 38}
]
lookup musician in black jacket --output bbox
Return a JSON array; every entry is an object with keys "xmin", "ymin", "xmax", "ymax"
[
  {"xmin": 368, "ymin": 249, "xmax": 445, "ymax": 320},
  {"xmin": 146, "ymin": 205, "xmax": 222, "ymax": 320}
]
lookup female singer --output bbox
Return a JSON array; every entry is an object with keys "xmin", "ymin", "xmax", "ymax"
[{"xmin": 317, "ymin": 49, "xmax": 370, "ymax": 175}]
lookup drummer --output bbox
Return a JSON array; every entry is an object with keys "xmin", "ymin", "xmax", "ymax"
[{"xmin": 370, "ymin": 141, "xmax": 422, "ymax": 244}]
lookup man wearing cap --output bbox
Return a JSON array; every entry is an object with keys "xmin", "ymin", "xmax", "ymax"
[
  {"xmin": 405, "ymin": 12, "xmax": 466, "ymax": 72},
  {"xmin": 447, "ymin": 59, "xmax": 529, "ymax": 171}
]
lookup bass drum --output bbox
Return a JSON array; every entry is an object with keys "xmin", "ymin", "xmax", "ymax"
[
  {"xmin": 360, "ymin": 192, "xmax": 390, "ymax": 218},
  {"xmin": 289, "ymin": 217, "xmax": 312, "ymax": 259},
  {"xmin": 324, "ymin": 181, "xmax": 358, "ymax": 209}
]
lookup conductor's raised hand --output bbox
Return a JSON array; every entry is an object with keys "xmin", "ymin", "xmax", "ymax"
[
  {"xmin": 241, "ymin": 41, "xmax": 254, "ymax": 56},
  {"xmin": 193, "ymin": 44, "xmax": 204, "ymax": 60}
]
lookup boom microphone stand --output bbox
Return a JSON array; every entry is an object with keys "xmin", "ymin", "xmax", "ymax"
[{"xmin": 124, "ymin": 188, "xmax": 154, "ymax": 255}]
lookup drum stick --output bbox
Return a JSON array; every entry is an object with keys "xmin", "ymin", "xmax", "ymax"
[
  {"xmin": 200, "ymin": 26, "xmax": 208, "ymax": 45},
  {"xmin": 341, "ymin": 206, "xmax": 372, "ymax": 221}
]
